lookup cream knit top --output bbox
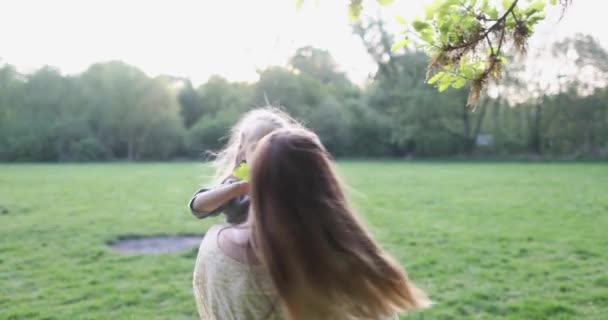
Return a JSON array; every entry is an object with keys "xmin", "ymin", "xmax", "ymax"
[
  {"xmin": 192, "ymin": 224, "xmax": 400, "ymax": 320},
  {"xmin": 192, "ymin": 224, "xmax": 281, "ymax": 320}
]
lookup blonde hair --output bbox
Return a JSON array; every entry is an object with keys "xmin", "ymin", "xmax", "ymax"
[{"xmin": 209, "ymin": 106, "xmax": 302, "ymax": 184}]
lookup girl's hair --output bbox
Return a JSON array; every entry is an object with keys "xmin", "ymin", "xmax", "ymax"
[
  {"xmin": 209, "ymin": 107, "xmax": 301, "ymax": 184},
  {"xmin": 248, "ymin": 128, "xmax": 431, "ymax": 320}
]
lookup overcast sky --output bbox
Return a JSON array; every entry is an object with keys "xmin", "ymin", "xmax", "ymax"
[{"xmin": 1, "ymin": 0, "xmax": 605, "ymax": 85}]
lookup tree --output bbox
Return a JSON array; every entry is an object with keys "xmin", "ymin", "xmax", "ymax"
[
  {"xmin": 399, "ymin": 0, "xmax": 573, "ymax": 106},
  {"xmin": 545, "ymin": 35, "xmax": 608, "ymax": 156},
  {"xmin": 2, "ymin": 37, "xmax": 607, "ymax": 161},
  {"xmin": 253, "ymin": 66, "xmax": 326, "ymax": 118},
  {"xmin": 305, "ymin": 0, "xmax": 572, "ymax": 105},
  {"xmin": 254, "ymin": 47, "xmax": 363, "ymax": 156},
  {"xmin": 356, "ymin": 18, "xmax": 490, "ymax": 156},
  {"xmin": 80, "ymin": 61, "xmax": 183, "ymax": 160},
  {"xmin": 178, "ymin": 79, "xmax": 204, "ymax": 129},
  {"xmin": 493, "ymin": 34, "xmax": 608, "ymax": 156},
  {"xmin": 552, "ymin": 34, "xmax": 608, "ymax": 92},
  {"xmin": 185, "ymin": 75, "xmax": 253, "ymax": 156},
  {"xmin": 0, "ymin": 64, "xmax": 26, "ymax": 160},
  {"xmin": 13, "ymin": 67, "xmax": 85, "ymax": 160},
  {"xmin": 353, "ymin": 18, "xmax": 399, "ymax": 81},
  {"xmin": 289, "ymin": 46, "xmax": 349, "ymax": 86}
]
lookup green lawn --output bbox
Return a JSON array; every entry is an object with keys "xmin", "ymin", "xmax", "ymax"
[{"xmin": 1, "ymin": 163, "xmax": 607, "ymax": 319}]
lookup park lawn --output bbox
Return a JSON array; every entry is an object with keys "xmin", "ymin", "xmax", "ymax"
[{"xmin": 0, "ymin": 162, "xmax": 607, "ymax": 319}]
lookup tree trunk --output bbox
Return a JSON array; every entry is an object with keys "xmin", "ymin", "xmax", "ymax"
[
  {"xmin": 473, "ymin": 100, "xmax": 489, "ymax": 139},
  {"xmin": 584, "ymin": 114, "xmax": 596, "ymax": 156},
  {"xmin": 492, "ymin": 100, "xmax": 504, "ymax": 150},
  {"xmin": 529, "ymin": 104, "xmax": 542, "ymax": 155},
  {"xmin": 127, "ymin": 138, "xmax": 134, "ymax": 161},
  {"xmin": 461, "ymin": 100, "xmax": 488, "ymax": 155},
  {"xmin": 462, "ymin": 104, "xmax": 472, "ymax": 154}
]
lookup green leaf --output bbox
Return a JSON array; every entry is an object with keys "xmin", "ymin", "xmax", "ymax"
[
  {"xmin": 452, "ymin": 77, "xmax": 467, "ymax": 89},
  {"xmin": 448, "ymin": 31, "xmax": 459, "ymax": 43},
  {"xmin": 428, "ymin": 72, "xmax": 445, "ymax": 85},
  {"xmin": 296, "ymin": 0, "xmax": 305, "ymax": 10},
  {"xmin": 439, "ymin": 21, "xmax": 450, "ymax": 35},
  {"xmin": 412, "ymin": 20, "xmax": 431, "ymax": 32},
  {"xmin": 462, "ymin": 65, "xmax": 475, "ymax": 79},
  {"xmin": 488, "ymin": 7, "xmax": 499, "ymax": 19},
  {"xmin": 438, "ymin": 80, "xmax": 451, "ymax": 92},
  {"xmin": 506, "ymin": 15, "xmax": 517, "ymax": 28},
  {"xmin": 526, "ymin": 0, "xmax": 546, "ymax": 15},
  {"xmin": 549, "ymin": 0, "xmax": 557, "ymax": 5},
  {"xmin": 525, "ymin": 8, "xmax": 539, "ymax": 17},
  {"xmin": 462, "ymin": 16, "xmax": 477, "ymax": 30},
  {"xmin": 527, "ymin": 12, "xmax": 546, "ymax": 25},
  {"xmin": 502, "ymin": 0, "xmax": 514, "ymax": 10},
  {"xmin": 450, "ymin": 12, "xmax": 462, "ymax": 24},
  {"xmin": 377, "ymin": 0, "xmax": 394, "ymax": 5},
  {"xmin": 481, "ymin": 0, "xmax": 490, "ymax": 11},
  {"xmin": 438, "ymin": 73, "xmax": 453, "ymax": 92},
  {"xmin": 513, "ymin": 5, "xmax": 524, "ymax": 16},
  {"xmin": 396, "ymin": 15, "xmax": 407, "ymax": 25},
  {"xmin": 437, "ymin": 0, "xmax": 459, "ymax": 15},
  {"xmin": 420, "ymin": 30, "xmax": 435, "ymax": 44},
  {"xmin": 232, "ymin": 162, "xmax": 249, "ymax": 182},
  {"xmin": 424, "ymin": 3, "xmax": 438, "ymax": 19},
  {"xmin": 391, "ymin": 39, "xmax": 410, "ymax": 51},
  {"xmin": 348, "ymin": 0, "xmax": 363, "ymax": 20}
]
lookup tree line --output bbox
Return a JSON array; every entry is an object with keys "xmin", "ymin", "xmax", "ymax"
[{"xmin": 1, "ymin": 30, "xmax": 606, "ymax": 161}]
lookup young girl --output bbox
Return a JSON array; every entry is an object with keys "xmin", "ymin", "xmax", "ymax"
[
  {"xmin": 193, "ymin": 128, "xmax": 430, "ymax": 320},
  {"xmin": 188, "ymin": 107, "xmax": 301, "ymax": 224}
]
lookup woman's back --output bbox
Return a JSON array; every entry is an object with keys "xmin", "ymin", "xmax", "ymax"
[{"xmin": 193, "ymin": 224, "xmax": 280, "ymax": 320}]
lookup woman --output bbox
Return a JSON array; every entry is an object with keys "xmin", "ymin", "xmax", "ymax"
[
  {"xmin": 191, "ymin": 108, "xmax": 302, "ymax": 319},
  {"xmin": 193, "ymin": 128, "xmax": 430, "ymax": 319}
]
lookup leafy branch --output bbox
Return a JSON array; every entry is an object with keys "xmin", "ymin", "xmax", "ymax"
[
  {"xmin": 387, "ymin": 0, "xmax": 571, "ymax": 107},
  {"xmin": 301, "ymin": 0, "xmax": 572, "ymax": 107}
]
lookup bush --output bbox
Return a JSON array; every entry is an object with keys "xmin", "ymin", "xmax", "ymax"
[
  {"xmin": 68, "ymin": 137, "xmax": 109, "ymax": 161},
  {"xmin": 186, "ymin": 113, "xmax": 239, "ymax": 158}
]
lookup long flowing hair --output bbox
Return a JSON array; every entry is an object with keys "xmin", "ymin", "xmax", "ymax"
[
  {"xmin": 209, "ymin": 107, "xmax": 301, "ymax": 184},
  {"xmin": 248, "ymin": 128, "xmax": 431, "ymax": 320}
]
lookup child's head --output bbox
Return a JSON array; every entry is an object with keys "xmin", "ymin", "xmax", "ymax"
[
  {"xmin": 210, "ymin": 107, "xmax": 301, "ymax": 184},
  {"xmin": 247, "ymin": 127, "xmax": 431, "ymax": 319}
]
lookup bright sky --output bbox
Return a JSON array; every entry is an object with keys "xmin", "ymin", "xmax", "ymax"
[{"xmin": 1, "ymin": 0, "xmax": 605, "ymax": 85}]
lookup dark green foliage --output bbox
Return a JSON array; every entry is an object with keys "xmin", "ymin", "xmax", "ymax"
[
  {"xmin": 177, "ymin": 80, "xmax": 204, "ymax": 129},
  {"xmin": 0, "ymin": 39, "xmax": 607, "ymax": 161},
  {"xmin": 0, "ymin": 62, "xmax": 184, "ymax": 161}
]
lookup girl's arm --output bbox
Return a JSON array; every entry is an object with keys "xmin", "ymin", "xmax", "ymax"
[{"xmin": 190, "ymin": 180, "xmax": 248, "ymax": 218}]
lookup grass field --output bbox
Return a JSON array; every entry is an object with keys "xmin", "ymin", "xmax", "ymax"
[{"xmin": 1, "ymin": 162, "xmax": 607, "ymax": 319}]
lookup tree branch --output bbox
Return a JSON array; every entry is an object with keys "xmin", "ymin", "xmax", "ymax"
[
  {"xmin": 485, "ymin": 34, "xmax": 495, "ymax": 55},
  {"xmin": 445, "ymin": 0, "xmax": 519, "ymax": 51},
  {"xmin": 481, "ymin": 25, "xmax": 507, "ymax": 81},
  {"xmin": 457, "ymin": 0, "xmax": 477, "ymax": 17}
]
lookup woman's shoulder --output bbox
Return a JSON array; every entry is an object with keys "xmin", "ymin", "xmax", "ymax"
[
  {"xmin": 203, "ymin": 223, "xmax": 229, "ymax": 243},
  {"xmin": 207, "ymin": 222, "xmax": 230, "ymax": 233},
  {"xmin": 200, "ymin": 223, "xmax": 257, "ymax": 265}
]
